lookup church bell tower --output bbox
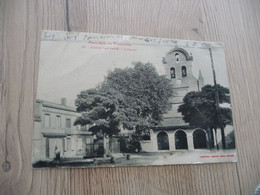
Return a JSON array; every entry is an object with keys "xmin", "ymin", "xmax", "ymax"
[
  {"xmin": 162, "ymin": 47, "xmax": 198, "ymax": 91},
  {"xmin": 161, "ymin": 47, "xmax": 204, "ymax": 126}
]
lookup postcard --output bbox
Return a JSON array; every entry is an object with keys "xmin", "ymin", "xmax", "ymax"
[{"xmin": 32, "ymin": 30, "xmax": 237, "ymax": 168}]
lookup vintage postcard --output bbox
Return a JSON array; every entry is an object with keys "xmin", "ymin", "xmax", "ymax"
[{"xmin": 32, "ymin": 30, "xmax": 237, "ymax": 168}]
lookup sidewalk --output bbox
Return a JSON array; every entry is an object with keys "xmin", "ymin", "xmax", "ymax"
[{"xmin": 32, "ymin": 149, "xmax": 236, "ymax": 168}]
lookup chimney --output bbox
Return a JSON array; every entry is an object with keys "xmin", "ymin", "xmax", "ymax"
[{"xmin": 61, "ymin": 98, "xmax": 67, "ymax": 106}]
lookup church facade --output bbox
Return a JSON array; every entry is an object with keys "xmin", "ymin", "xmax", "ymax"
[{"xmin": 141, "ymin": 47, "xmax": 209, "ymax": 152}]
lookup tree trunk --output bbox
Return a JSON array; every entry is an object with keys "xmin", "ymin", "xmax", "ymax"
[
  {"xmin": 214, "ymin": 128, "xmax": 219, "ymax": 150},
  {"xmin": 103, "ymin": 134, "xmax": 107, "ymax": 159},
  {"xmin": 221, "ymin": 127, "xmax": 226, "ymax": 149},
  {"xmin": 210, "ymin": 128, "xmax": 215, "ymax": 149}
]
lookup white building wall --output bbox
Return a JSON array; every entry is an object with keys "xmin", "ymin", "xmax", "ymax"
[
  {"xmin": 141, "ymin": 129, "xmax": 208, "ymax": 152},
  {"xmin": 186, "ymin": 132, "xmax": 194, "ymax": 150}
]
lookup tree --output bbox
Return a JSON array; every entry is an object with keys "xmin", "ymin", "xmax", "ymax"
[
  {"xmin": 74, "ymin": 88, "xmax": 126, "ymax": 157},
  {"xmin": 74, "ymin": 62, "xmax": 174, "ymax": 155},
  {"xmin": 74, "ymin": 88, "xmax": 122, "ymax": 135},
  {"xmin": 178, "ymin": 84, "xmax": 233, "ymax": 149},
  {"xmin": 102, "ymin": 62, "xmax": 174, "ymax": 137}
]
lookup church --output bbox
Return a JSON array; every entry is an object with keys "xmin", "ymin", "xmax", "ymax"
[{"xmin": 140, "ymin": 47, "xmax": 209, "ymax": 152}]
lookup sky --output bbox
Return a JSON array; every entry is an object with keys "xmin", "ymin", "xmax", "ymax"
[{"xmin": 37, "ymin": 31, "xmax": 230, "ymax": 107}]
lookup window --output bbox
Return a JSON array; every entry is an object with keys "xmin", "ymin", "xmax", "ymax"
[
  {"xmin": 81, "ymin": 125, "xmax": 87, "ymax": 130},
  {"xmin": 56, "ymin": 116, "xmax": 61, "ymax": 128},
  {"xmin": 77, "ymin": 138, "xmax": 83, "ymax": 150},
  {"xmin": 66, "ymin": 118, "xmax": 71, "ymax": 128},
  {"xmin": 44, "ymin": 114, "xmax": 50, "ymax": 128},
  {"xmin": 175, "ymin": 53, "xmax": 179, "ymax": 62},
  {"xmin": 142, "ymin": 132, "xmax": 151, "ymax": 140},
  {"xmin": 170, "ymin": 67, "xmax": 175, "ymax": 78},
  {"xmin": 66, "ymin": 137, "xmax": 71, "ymax": 151},
  {"xmin": 182, "ymin": 66, "xmax": 187, "ymax": 77},
  {"xmin": 86, "ymin": 138, "xmax": 92, "ymax": 144}
]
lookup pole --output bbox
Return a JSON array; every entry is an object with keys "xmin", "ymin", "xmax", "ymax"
[
  {"xmin": 209, "ymin": 48, "xmax": 226, "ymax": 149},
  {"xmin": 214, "ymin": 128, "xmax": 219, "ymax": 150}
]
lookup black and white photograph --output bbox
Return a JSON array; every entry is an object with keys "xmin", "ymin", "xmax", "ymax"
[{"xmin": 32, "ymin": 30, "xmax": 237, "ymax": 168}]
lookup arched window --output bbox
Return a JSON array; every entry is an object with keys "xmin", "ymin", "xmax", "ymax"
[
  {"xmin": 170, "ymin": 67, "xmax": 175, "ymax": 78},
  {"xmin": 193, "ymin": 129, "xmax": 207, "ymax": 149},
  {"xmin": 157, "ymin": 132, "xmax": 169, "ymax": 150},
  {"xmin": 181, "ymin": 66, "xmax": 187, "ymax": 77},
  {"xmin": 175, "ymin": 53, "xmax": 179, "ymax": 62},
  {"xmin": 175, "ymin": 130, "xmax": 188, "ymax": 149}
]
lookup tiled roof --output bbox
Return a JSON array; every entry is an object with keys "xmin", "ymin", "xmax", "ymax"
[
  {"xmin": 36, "ymin": 99, "xmax": 77, "ymax": 112},
  {"xmin": 160, "ymin": 117, "xmax": 188, "ymax": 127}
]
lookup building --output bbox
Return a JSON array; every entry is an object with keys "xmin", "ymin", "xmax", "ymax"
[
  {"xmin": 32, "ymin": 98, "xmax": 94, "ymax": 162},
  {"xmin": 141, "ymin": 47, "xmax": 209, "ymax": 152}
]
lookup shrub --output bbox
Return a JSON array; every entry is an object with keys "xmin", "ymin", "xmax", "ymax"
[{"xmin": 119, "ymin": 134, "xmax": 141, "ymax": 153}]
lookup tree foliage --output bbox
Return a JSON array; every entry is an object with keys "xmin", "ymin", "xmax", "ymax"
[
  {"xmin": 178, "ymin": 84, "xmax": 233, "ymax": 130},
  {"xmin": 74, "ymin": 88, "xmax": 123, "ymax": 136},
  {"xmin": 103, "ymin": 62, "xmax": 173, "ymax": 125},
  {"xmin": 74, "ymin": 62, "xmax": 174, "ymax": 138}
]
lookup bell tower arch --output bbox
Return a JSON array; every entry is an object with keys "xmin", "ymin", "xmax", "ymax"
[{"xmin": 162, "ymin": 47, "xmax": 197, "ymax": 91}]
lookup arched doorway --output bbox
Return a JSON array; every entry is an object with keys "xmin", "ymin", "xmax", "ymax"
[
  {"xmin": 157, "ymin": 132, "xmax": 169, "ymax": 150},
  {"xmin": 175, "ymin": 130, "xmax": 188, "ymax": 149},
  {"xmin": 193, "ymin": 129, "xmax": 207, "ymax": 149}
]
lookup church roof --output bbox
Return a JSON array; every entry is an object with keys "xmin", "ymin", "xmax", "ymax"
[
  {"xmin": 36, "ymin": 99, "xmax": 78, "ymax": 113},
  {"xmin": 160, "ymin": 116, "xmax": 188, "ymax": 126},
  {"xmin": 154, "ymin": 113, "xmax": 191, "ymax": 130}
]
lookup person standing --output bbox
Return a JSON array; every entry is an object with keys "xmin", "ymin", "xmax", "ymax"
[{"xmin": 54, "ymin": 145, "xmax": 61, "ymax": 160}]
